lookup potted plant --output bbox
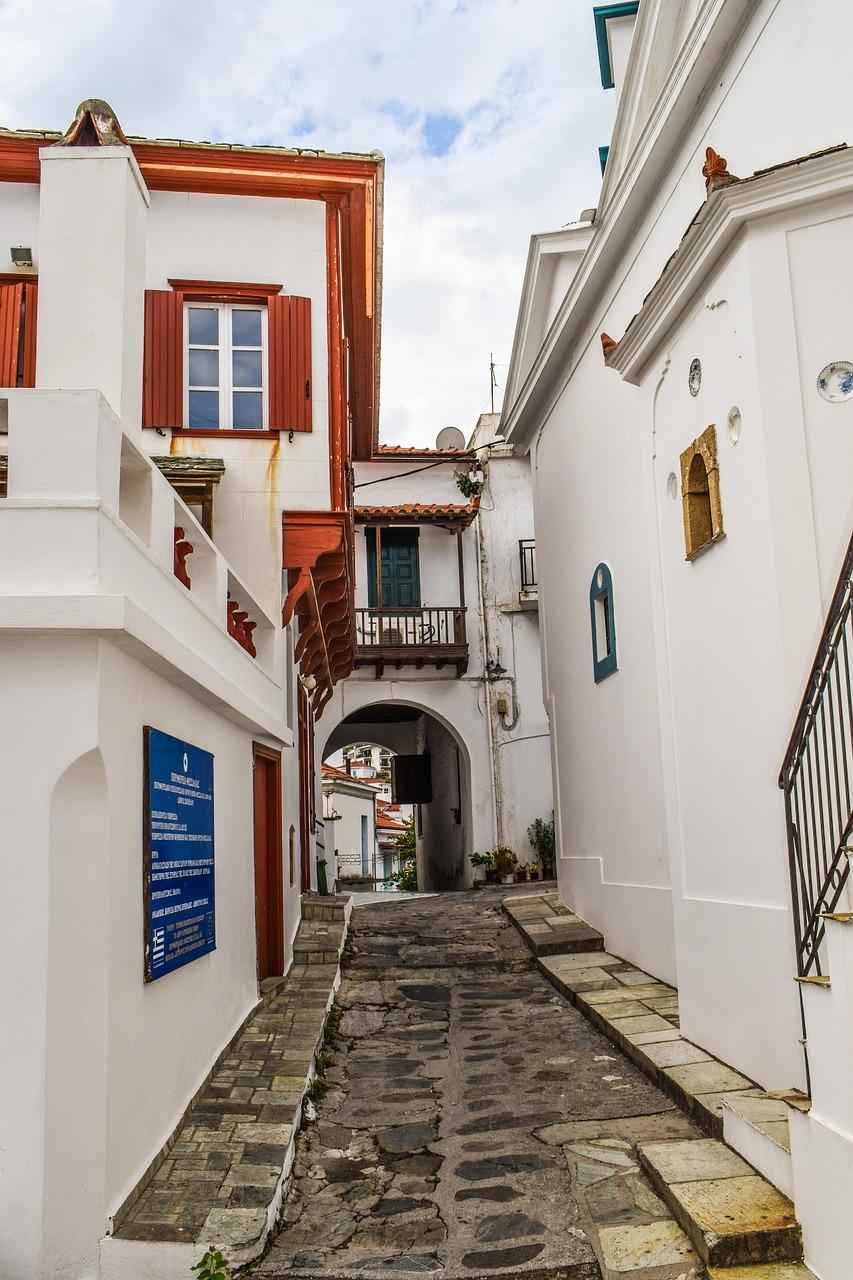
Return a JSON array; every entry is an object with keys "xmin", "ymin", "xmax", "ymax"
[
  {"xmin": 470, "ymin": 851, "xmax": 493, "ymax": 884},
  {"xmin": 492, "ymin": 846, "xmax": 517, "ymax": 884},
  {"xmin": 529, "ymin": 861, "xmax": 540, "ymax": 881},
  {"xmin": 527, "ymin": 818, "xmax": 555, "ymax": 879},
  {"xmin": 515, "ymin": 862, "xmax": 528, "ymax": 882}
]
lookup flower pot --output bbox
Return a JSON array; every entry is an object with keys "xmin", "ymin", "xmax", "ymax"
[
  {"xmin": 501, "ymin": 874, "xmax": 514, "ymax": 884},
  {"xmin": 515, "ymin": 870, "xmax": 528, "ymax": 882},
  {"xmin": 485, "ymin": 869, "xmax": 499, "ymax": 884}
]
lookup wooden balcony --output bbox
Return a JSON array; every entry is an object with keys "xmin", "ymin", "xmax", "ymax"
[{"xmin": 354, "ymin": 607, "xmax": 468, "ymax": 676}]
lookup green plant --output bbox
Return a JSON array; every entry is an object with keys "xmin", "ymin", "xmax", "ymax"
[
  {"xmin": 191, "ymin": 1246, "xmax": 229, "ymax": 1279},
  {"xmin": 470, "ymin": 851, "xmax": 493, "ymax": 867},
  {"xmin": 453, "ymin": 468, "xmax": 482, "ymax": 499},
  {"xmin": 492, "ymin": 846, "xmax": 517, "ymax": 877},
  {"xmin": 527, "ymin": 818, "xmax": 555, "ymax": 864},
  {"xmin": 388, "ymin": 817, "xmax": 417, "ymax": 890}
]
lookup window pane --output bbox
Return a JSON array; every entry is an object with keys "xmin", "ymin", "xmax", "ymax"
[
  {"xmin": 232, "ymin": 350, "xmax": 262, "ymax": 388},
  {"xmin": 188, "ymin": 307, "xmax": 219, "ymax": 345},
  {"xmin": 232, "ymin": 308, "xmax": 262, "ymax": 347},
  {"xmin": 189, "ymin": 390, "xmax": 220, "ymax": 430},
  {"xmin": 188, "ymin": 348, "xmax": 220, "ymax": 388},
  {"xmin": 233, "ymin": 391, "xmax": 263, "ymax": 430}
]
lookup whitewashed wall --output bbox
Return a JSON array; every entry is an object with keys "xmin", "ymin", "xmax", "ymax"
[{"xmin": 502, "ymin": 0, "xmax": 853, "ymax": 1100}]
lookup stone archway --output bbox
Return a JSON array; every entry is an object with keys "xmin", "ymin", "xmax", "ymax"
[{"xmin": 323, "ymin": 700, "xmax": 476, "ymax": 892}]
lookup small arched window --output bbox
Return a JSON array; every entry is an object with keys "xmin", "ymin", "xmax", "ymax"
[
  {"xmin": 589, "ymin": 562, "xmax": 617, "ymax": 683},
  {"xmin": 680, "ymin": 425, "xmax": 724, "ymax": 559}
]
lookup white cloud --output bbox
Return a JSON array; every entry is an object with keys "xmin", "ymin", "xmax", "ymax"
[{"xmin": 0, "ymin": 0, "xmax": 614, "ymax": 444}]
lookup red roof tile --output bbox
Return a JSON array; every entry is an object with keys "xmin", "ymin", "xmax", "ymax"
[{"xmin": 355, "ymin": 496, "xmax": 480, "ymax": 528}]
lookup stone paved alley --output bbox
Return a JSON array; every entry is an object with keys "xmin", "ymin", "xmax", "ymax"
[{"xmin": 250, "ymin": 889, "xmax": 704, "ymax": 1280}]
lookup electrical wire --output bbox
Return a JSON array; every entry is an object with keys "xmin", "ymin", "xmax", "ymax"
[{"xmin": 353, "ymin": 439, "xmax": 506, "ymax": 490}]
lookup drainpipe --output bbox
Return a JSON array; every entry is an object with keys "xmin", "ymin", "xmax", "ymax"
[{"xmin": 474, "ymin": 457, "xmax": 502, "ymax": 849}]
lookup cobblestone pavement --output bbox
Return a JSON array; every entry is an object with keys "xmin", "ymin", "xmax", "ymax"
[{"xmin": 250, "ymin": 889, "xmax": 704, "ymax": 1280}]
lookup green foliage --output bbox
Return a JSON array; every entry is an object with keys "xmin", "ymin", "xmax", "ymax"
[
  {"xmin": 527, "ymin": 818, "xmax": 555, "ymax": 863},
  {"xmin": 388, "ymin": 816, "xmax": 418, "ymax": 890},
  {"xmin": 191, "ymin": 1246, "xmax": 229, "ymax": 1279},
  {"xmin": 491, "ymin": 846, "xmax": 517, "ymax": 876},
  {"xmin": 469, "ymin": 851, "xmax": 493, "ymax": 867},
  {"xmin": 453, "ymin": 469, "xmax": 482, "ymax": 498}
]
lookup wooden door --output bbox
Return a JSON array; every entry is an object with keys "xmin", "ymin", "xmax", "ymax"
[{"xmin": 253, "ymin": 745, "xmax": 284, "ymax": 979}]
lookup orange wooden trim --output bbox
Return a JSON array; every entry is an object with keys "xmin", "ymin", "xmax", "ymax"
[
  {"xmin": 326, "ymin": 203, "xmax": 346, "ymax": 507},
  {"xmin": 22, "ymin": 281, "xmax": 37, "ymax": 387},
  {"xmin": 283, "ymin": 567, "xmax": 311, "ymax": 628},
  {"xmin": 0, "ymin": 272, "xmax": 38, "ymax": 284},
  {"xmin": 0, "ymin": 281, "xmax": 22, "ymax": 387},
  {"xmin": 168, "ymin": 279, "xmax": 283, "ymax": 299}
]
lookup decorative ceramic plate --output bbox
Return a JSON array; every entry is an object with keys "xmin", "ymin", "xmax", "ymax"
[
  {"xmin": 688, "ymin": 358, "xmax": 701, "ymax": 397},
  {"xmin": 817, "ymin": 361, "xmax": 853, "ymax": 403}
]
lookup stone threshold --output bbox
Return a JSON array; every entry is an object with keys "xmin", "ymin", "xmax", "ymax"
[{"xmin": 104, "ymin": 900, "xmax": 350, "ymax": 1275}]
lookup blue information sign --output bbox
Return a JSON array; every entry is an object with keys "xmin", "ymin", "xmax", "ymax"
[{"xmin": 143, "ymin": 727, "xmax": 215, "ymax": 982}]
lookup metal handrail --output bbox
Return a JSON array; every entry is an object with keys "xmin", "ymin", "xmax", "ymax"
[
  {"xmin": 779, "ymin": 532, "xmax": 853, "ymax": 976},
  {"xmin": 519, "ymin": 539, "xmax": 537, "ymax": 589},
  {"xmin": 355, "ymin": 606, "xmax": 466, "ymax": 648}
]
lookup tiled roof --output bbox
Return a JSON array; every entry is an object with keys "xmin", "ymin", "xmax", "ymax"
[
  {"xmin": 355, "ymin": 496, "xmax": 480, "ymax": 528},
  {"xmin": 375, "ymin": 445, "xmax": 474, "ymax": 458}
]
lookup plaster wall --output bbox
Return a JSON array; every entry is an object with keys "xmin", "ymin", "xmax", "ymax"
[
  {"xmin": 324, "ymin": 784, "xmax": 376, "ymax": 882},
  {"xmin": 474, "ymin": 442, "xmax": 553, "ymax": 858},
  {"xmin": 0, "ymin": 180, "xmax": 40, "ymax": 271},
  {"xmin": 508, "ymin": 0, "xmax": 853, "ymax": 1090},
  {"xmin": 143, "ymin": 191, "xmax": 330, "ymax": 617},
  {"xmin": 36, "ymin": 147, "xmax": 148, "ymax": 432},
  {"xmin": 0, "ymin": 386, "xmax": 294, "ymax": 1278}
]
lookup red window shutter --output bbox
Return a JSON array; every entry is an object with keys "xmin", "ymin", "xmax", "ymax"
[
  {"xmin": 143, "ymin": 289, "xmax": 183, "ymax": 428},
  {"xmin": 269, "ymin": 294, "xmax": 312, "ymax": 432},
  {"xmin": 0, "ymin": 282, "xmax": 23, "ymax": 387},
  {"xmin": 22, "ymin": 282, "xmax": 37, "ymax": 387}
]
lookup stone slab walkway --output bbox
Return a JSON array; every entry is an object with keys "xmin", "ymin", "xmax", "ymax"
[
  {"xmin": 111, "ymin": 900, "xmax": 349, "ymax": 1267},
  {"xmin": 250, "ymin": 887, "xmax": 706, "ymax": 1280}
]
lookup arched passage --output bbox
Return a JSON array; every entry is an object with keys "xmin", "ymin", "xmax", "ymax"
[{"xmin": 323, "ymin": 700, "xmax": 475, "ymax": 892}]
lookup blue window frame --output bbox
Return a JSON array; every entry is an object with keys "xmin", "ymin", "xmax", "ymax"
[{"xmin": 590, "ymin": 562, "xmax": 618, "ymax": 683}]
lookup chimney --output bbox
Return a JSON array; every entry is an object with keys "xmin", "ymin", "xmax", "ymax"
[{"xmin": 36, "ymin": 100, "xmax": 149, "ymax": 434}]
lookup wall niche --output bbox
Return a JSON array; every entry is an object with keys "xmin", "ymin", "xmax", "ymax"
[{"xmin": 679, "ymin": 424, "xmax": 724, "ymax": 560}]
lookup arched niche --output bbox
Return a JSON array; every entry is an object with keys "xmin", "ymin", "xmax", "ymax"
[{"xmin": 679, "ymin": 424, "xmax": 724, "ymax": 560}]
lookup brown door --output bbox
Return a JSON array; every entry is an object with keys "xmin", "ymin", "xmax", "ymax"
[{"xmin": 253, "ymin": 745, "xmax": 284, "ymax": 979}]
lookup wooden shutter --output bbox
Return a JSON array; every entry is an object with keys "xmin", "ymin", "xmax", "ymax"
[
  {"xmin": 143, "ymin": 289, "xmax": 183, "ymax": 428},
  {"xmin": 21, "ymin": 282, "xmax": 37, "ymax": 387},
  {"xmin": 0, "ymin": 282, "xmax": 23, "ymax": 387},
  {"xmin": 269, "ymin": 294, "xmax": 312, "ymax": 432}
]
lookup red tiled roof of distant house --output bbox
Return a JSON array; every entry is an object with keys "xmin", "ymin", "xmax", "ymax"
[
  {"xmin": 374, "ymin": 444, "xmax": 475, "ymax": 459},
  {"xmin": 354, "ymin": 496, "xmax": 480, "ymax": 528}
]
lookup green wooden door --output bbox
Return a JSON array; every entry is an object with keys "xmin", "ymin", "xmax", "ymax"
[{"xmin": 366, "ymin": 528, "xmax": 421, "ymax": 607}]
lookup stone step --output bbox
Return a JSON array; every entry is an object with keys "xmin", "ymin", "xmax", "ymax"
[
  {"xmin": 301, "ymin": 892, "xmax": 349, "ymax": 922},
  {"xmin": 503, "ymin": 891, "xmax": 604, "ymax": 956},
  {"xmin": 723, "ymin": 1094, "xmax": 794, "ymax": 1199},
  {"xmin": 638, "ymin": 1138, "xmax": 802, "ymax": 1268},
  {"xmin": 705, "ymin": 1265, "xmax": 817, "ymax": 1280}
]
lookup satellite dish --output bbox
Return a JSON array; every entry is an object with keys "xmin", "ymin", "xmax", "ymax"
[{"xmin": 435, "ymin": 426, "xmax": 466, "ymax": 451}]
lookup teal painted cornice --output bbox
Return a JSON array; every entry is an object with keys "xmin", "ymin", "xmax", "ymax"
[{"xmin": 593, "ymin": 2, "xmax": 639, "ymax": 89}]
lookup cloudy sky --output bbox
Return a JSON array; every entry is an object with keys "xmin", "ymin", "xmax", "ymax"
[{"xmin": 0, "ymin": 0, "xmax": 614, "ymax": 446}]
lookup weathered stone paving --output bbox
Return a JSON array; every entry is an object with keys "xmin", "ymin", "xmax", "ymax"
[{"xmin": 251, "ymin": 888, "xmax": 704, "ymax": 1279}]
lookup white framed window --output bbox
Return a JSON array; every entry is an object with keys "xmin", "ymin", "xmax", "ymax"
[{"xmin": 185, "ymin": 302, "xmax": 268, "ymax": 430}]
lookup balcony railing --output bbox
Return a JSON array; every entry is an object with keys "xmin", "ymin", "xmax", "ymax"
[
  {"xmin": 520, "ymin": 539, "xmax": 537, "ymax": 590},
  {"xmin": 779, "ymin": 531, "xmax": 853, "ymax": 978},
  {"xmin": 355, "ymin": 607, "xmax": 468, "ymax": 675}
]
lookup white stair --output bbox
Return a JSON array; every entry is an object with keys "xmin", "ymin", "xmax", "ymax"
[{"xmin": 723, "ymin": 1093, "xmax": 794, "ymax": 1200}]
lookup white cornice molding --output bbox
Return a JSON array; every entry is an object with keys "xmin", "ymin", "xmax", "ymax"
[
  {"xmin": 608, "ymin": 146, "xmax": 853, "ymax": 383},
  {"xmin": 502, "ymin": 0, "xmax": 757, "ymax": 447}
]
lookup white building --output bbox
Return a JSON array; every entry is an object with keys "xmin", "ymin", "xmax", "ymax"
[
  {"xmin": 0, "ymin": 101, "xmax": 381, "ymax": 1279},
  {"xmin": 322, "ymin": 420, "xmax": 553, "ymax": 890},
  {"xmin": 501, "ymin": 3, "xmax": 853, "ymax": 1276}
]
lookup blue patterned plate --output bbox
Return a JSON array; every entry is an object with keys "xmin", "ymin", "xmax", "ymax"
[{"xmin": 817, "ymin": 361, "xmax": 853, "ymax": 403}]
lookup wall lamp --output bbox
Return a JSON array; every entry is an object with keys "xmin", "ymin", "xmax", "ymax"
[
  {"xmin": 485, "ymin": 659, "xmax": 507, "ymax": 679},
  {"xmin": 299, "ymin": 673, "xmax": 317, "ymax": 692},
  {"xmin": 10, "ymin": 247, "xmax": 33, "ymax": 267}
]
